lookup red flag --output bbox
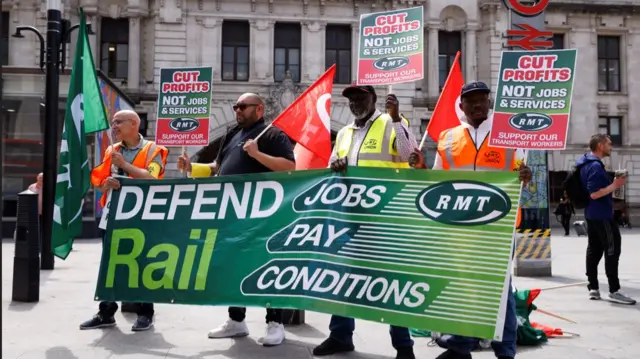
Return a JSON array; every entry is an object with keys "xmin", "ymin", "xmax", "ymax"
[
  {"xmin": 294, "ymin": 143, "xmax": 328, "ymax": 170},
  {"xmin": 425, "ymin": 51, "xmax": 464, "ymax": 142},
  {"xmin": 272, "ymin": 65, "xmax": 335, "ymax": 169}
]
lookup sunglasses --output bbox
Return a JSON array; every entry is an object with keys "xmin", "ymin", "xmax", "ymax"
[{"xmin": 233, "ymin": 103, "xmax": 260, "ymax": 111}]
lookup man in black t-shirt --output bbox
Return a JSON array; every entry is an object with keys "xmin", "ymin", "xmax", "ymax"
[{"xmin": 177, "ymin": 93, "xmax": 295, "ymax": 346}]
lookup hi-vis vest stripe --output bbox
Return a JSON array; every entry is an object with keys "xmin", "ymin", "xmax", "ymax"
[
  {"xmin": 438, "ymin": 125, "xmax": 515, "ymax": 171},
  {"xmin": 336, "ymin": 114, "xmax": 410, "ymax": 168}
]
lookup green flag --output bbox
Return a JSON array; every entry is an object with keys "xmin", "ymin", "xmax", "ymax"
[{"xmin": 52, "ymin": 8, "xmax": 109, "ymax": 259}]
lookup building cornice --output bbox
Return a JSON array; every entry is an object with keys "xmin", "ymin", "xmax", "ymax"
[{"xmin": 547, "ymin": 1, "xmax": 640, "ymax": 13}]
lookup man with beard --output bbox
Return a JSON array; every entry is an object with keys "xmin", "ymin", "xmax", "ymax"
[
  {"xmin": 177, "ymin": 92, "xmax": 295, "ymax": 346},
  {"xmin": 409, "ymin": 81, "xmax": 531, "ymax": 359},
  {"xmin": 312, "ymin": 84, "xmax": 419, "ymax": 359}
]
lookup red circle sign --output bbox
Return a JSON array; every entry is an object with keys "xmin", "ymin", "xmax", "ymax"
[{"xmin": 503, "ymin": 0, "xmax": 549, "ymax": 17}]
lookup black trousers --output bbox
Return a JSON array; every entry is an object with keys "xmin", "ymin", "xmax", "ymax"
[
  {"xmin": 97, "ymin": 228, "xmax": 155, "ymax": 318},
  {"xmin": 586, "ymin": 219, "xmax": 622, "ymax": 293},
  {"xmin": 229, "ymin": 306, "xmax": 282, "ymax": 324},
  {"xmin": 561, "ymin": 214, "xmax": 572, "ymax": 235},
  {"xmin": 98, "ymin": 301, "xmax": 154, "ymax": 318}
]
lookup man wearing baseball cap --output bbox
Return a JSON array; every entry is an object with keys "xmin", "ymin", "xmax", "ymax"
[
  {"xmin": 410, "ymin": 81, "xmax": 531, "ymax": 359},
  {"xmin": 313, "ymin": 84, "xmax": 419, "ymax": 359}
]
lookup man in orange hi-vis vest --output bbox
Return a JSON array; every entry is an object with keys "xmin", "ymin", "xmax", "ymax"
[
  {"xmin": 80, "ymin": 109, "xmax": 168, "ymax": 333},
  {"xmin": 410, "ymin": 81, "xmax": 531, "ymax": 359}
]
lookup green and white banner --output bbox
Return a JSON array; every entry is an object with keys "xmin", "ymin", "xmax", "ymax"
[{"xmin": 95, "ymin": 168, "xmax": 520, "ymax": 340}]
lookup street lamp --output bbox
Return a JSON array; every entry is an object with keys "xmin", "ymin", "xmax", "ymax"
[{"xmin": 11, "ymin": 2, "xmax": 93, "ymax": 270}]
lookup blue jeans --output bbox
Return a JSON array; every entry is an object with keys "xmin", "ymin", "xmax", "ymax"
[
  {"xmin": 437, "ymin": 282, "xmax": 517, "ymax": 357},
  {"xmin": 329, "ymin": 315, "xmax": 414, "ymax": 350}
]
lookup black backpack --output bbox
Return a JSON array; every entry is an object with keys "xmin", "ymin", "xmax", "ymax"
[{"xmin": 562, "ymin": 160, "xmax": 600, "ymax": 209}]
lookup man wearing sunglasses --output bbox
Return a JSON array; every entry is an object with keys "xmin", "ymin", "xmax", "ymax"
[{"xmin": 177, "ymin": 92, "xmax": 295, "ymax": 346}]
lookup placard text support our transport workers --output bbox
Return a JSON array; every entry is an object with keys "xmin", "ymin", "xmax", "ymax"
[{"xmin": 95, "ymin": 167, "xmax": 521, "ymax": 341}]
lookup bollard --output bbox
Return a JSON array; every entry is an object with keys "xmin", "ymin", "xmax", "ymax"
[
  {"xmin": 282, "ymin": 309, "xmax": 305, "ymax": 325},
  {"xmin": 12, "ymin": 190, "xmax": 41, "ymax": 302}
]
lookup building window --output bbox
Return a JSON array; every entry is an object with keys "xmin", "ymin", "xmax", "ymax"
[
  {"xmin": 222, "ymin": 21, "xmax": 250, "ymax": 81},
  {"xmin": 325, "ymin": 24, "xmax": 352, "ymax": 84},
  {"xmin": 438, "ymin": 31, "xmax": 461, "ymax": 90},
  {"xmin": 274, "ymin": 23, "xmax": 301, "ymax": 82},
  {"xmin": 100, "ymin": 18, "xmax": 129, "ymax": 79},
  {"xmin": 1, "ymin": 12, "xmax": 9, "ymax": 66},
  {"xmin": 597, "ymin": 36, "xmax": 621, "ymax": 92},
  {"xmin": 551, "ymin": 33, "xmax": 564, "ymax": 49},
  {"xmin": 599, "ymin": 116, "xmax": 622, "ymax": 146}
]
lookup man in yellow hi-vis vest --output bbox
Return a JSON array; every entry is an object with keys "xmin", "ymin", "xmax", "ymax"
[{"xmin": 313, "ymin": 84, "xmax": 419, "ymax": 359}]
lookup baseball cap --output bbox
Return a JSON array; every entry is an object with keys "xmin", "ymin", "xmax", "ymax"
[
  {"xmin": 342, "ymin": 83, "xmax": 377, "ymax": 98},
  {"xmin": 460, "ymin": 81, "xmax": 491, "ymax": 97}
]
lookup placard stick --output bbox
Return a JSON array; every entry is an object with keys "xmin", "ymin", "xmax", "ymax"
[
  {"xmin": 535, "ymin": 308, "xmax": 577, "ymax": 324},
  {"xmin": 540, "ymin": 281, "xmax": 588, "ymax": 291},
  {"xmin": 387, "ymin": 84, "xmax": 394, "ymax": 114}
]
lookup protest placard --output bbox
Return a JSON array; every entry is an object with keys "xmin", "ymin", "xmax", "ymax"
[
  {"xmin": 489, "ymin": 49, "xmax": 577, "ymax": 150},
  {"xmin": 155, "ymin": 67, "xmax": 213, "ymax": 147},
  {"xmin": 356, "ymin": 6, "xmax": 423, "ymax": 86}
]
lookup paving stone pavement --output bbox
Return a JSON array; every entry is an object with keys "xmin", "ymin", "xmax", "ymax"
[{"xmin": 3, "ymin": 229, "xmax": 640, "ymax": 359}]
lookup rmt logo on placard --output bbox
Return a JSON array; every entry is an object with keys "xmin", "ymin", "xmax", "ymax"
[
  {"xmin": 415, "ymin": 181, "xmax": 511, "ymax": 226},
  {"xmin": 169, "ymin": 118, "xmax": 199, "ymax": 132},
  {"xmin": 508, "ymin": 113, "xmax": 552, "ymax": 132},
  {"xmin": 373, "ymin": 56, "xmax": 409, "ymax": 71}
]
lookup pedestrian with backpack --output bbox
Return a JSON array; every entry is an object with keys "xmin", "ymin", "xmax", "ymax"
[{"xmin": 568, "ymin": 134, "xmax": 635, "ymax": 305}]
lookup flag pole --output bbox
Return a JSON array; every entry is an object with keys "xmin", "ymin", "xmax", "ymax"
[{"xmin": 252, "ymin": 123, "xmax": 274, "ymax": 142}]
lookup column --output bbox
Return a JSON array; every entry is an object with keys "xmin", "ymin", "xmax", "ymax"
[
  {"xmin": 198, "ymin": 17, "xmax": 223, "ymax": 81},
  {"xmin": 128, "ymin": 16, "xmax": 141, "ymax": 91},
  {"xmin": 464, "ymin": 24, "xmax": 477, "ymax": 83},
  {"xmin": 351, "ymin": 23, "xmax": 359, "ymax": 82},
  {"xmin": 249, "ymin": 19, "xmax": 275, "ymax": 82},
  {"xmin": 427, "ymin": 24, "xmax": 439, "ymax": 99},
  {"xmin": 465, "ymin": 23, "xmax": 478, "ymax": 82},
  {"xmin": 87, "ymin": 15, "xmax": 100, "ymax": 65},
  {"xmin": 302, "ymin": 21, "xmax": 326, "ymax": 82}
]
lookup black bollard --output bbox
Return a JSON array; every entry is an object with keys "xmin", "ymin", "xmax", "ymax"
[{"xmin": 12, "ymin": 190, "xmax": 41, "ymax": 302}]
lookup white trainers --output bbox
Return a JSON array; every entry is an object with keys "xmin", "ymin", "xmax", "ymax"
[
  {"xmin": 589, "ymin": 289, "xmax": 601, "ymax": 300},
  {"xmin": 207, "ymin": 318, "xmax": 250, "ymax": 338},
  {"xmin": 258, "ymin": 321, "xmax": 285, "ymax": 346}
]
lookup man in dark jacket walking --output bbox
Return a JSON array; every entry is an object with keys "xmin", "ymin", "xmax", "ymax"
[{"xmin": 577, "ymin": 134, "xmax": 635, "ymax": 305}]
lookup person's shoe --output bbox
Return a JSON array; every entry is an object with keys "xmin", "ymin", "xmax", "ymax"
[
  {"xmin": 312, "ymin": 337, "xmax": 355, "ymax": 356},
  {"xmin": 497, "ymin": 357, "xmax": 514, "ymax": 359},
  {"xmin": 435, "ymin": 349, "xmax": 472, "ymax": 359},
  {"xmin": 132, "ymin": 315, "xmax": 154, "ymax": 331},
  {"xmin": 258, "ymin": 321, "xmax": 285, "ymax": 346},
  {"xmin": 208, "ymin": 318, "xmax": 250, "ymax": 338},
  {"xmin": 607, "ymin": 291, "xmax": 637, "ymax": 305},
  {"xmin": 79, "ymin": 314, "xmax": 116, "ymax": 330},
  {"xmin": 589, "ymin": 289, "xmax": 601, "ymax": 300},
  {"xmin": 396, "ymin": 346, "xmax": 416, "ymax": 359}
]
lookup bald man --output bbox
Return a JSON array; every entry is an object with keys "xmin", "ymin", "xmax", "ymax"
[
  {"xmin": 177, "ymin": 93, "xmax": 295, "ymax": 346},
  {"xmin": 81, "ymin": 109, "xmax": 168, "ymax": 332}
]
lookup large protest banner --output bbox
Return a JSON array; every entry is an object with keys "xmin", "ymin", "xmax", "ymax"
[
  {"xmin": 95, "ymin": 167, "xmax": 520, "ymax": 340},
  {"xmin": 155, "ymin": 67, "xmax": 213, "ymax": 147},
  {"xmin": 356, "ymin": 6, "xmax": 423, "ymax": 86},
  {"xmin": 489, "ymin": 49, "xmax": 577, "ymax": 150}
]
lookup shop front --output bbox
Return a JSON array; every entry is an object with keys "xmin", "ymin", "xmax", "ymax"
[{"xmin": 1, "ymin": 70, "xmax": 135, "ymax": 239}]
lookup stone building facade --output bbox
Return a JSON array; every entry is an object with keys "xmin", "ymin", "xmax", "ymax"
[{"xmin": 2, "ymin": 0, "xmax": 640, "ymax": 226}]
